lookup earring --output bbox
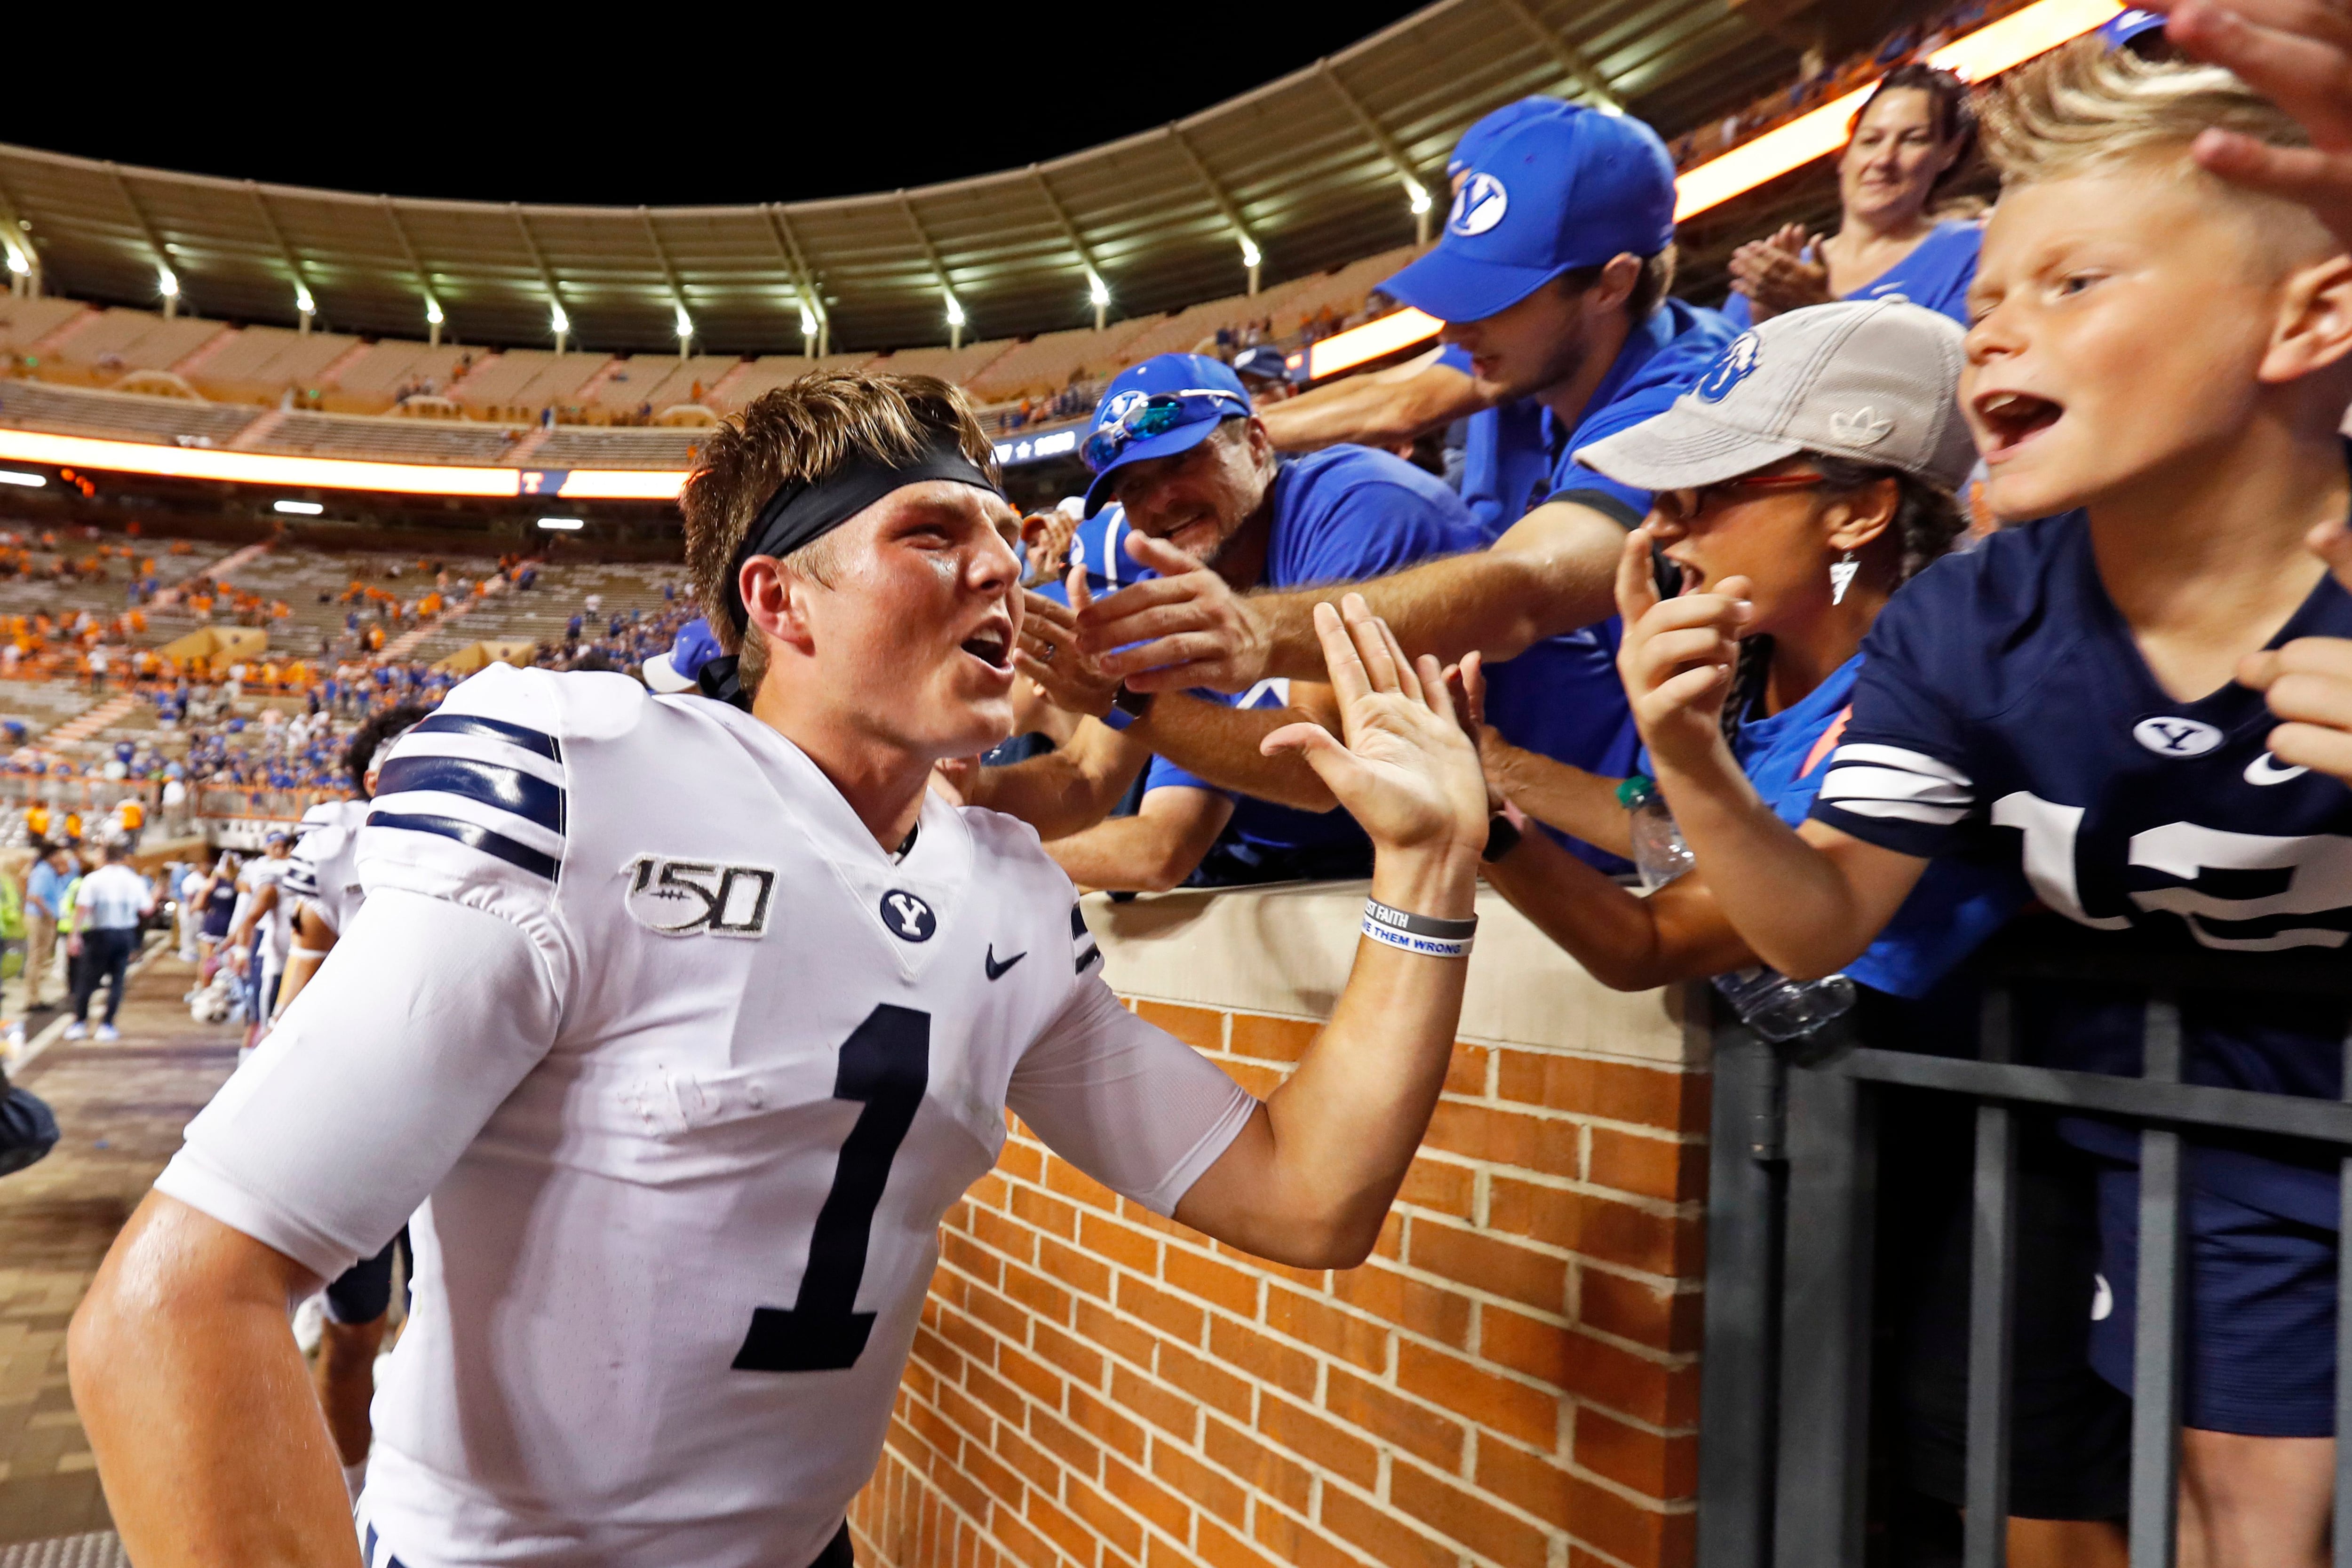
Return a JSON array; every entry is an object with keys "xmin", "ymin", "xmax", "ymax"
[{"xmin": 1829, "ymin": 550, "xmax": 1859, "ymax": 606}]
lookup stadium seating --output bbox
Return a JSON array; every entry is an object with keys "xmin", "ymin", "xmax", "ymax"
[
  {"xmin": 255, "ymin": 409, "xmax": 524, "ymax": 464},
  {"xmin": 39, "ymin": 308, "xmax": 230, "ymax": 387},
  {"xmin": 182, "ymin": 325, "xmax": 363, "ymax": 405},
  {"xmin": 586, "ymin": 355, "xmax": 737, "ymax": 416},
  {"xmin": 317, "ymin": 340, "xmax": 484, "ymax": 413},
  {"xmin": 0, "ymin": 297, "xmax": 91, "ymax": 359},
  {"xmin": 0, "ymin": 378, "xmax": 262, "ymax": 446}
]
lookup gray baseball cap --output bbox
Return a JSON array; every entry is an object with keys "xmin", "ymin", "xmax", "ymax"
[{"xmin": 1575, "ymin": 299, "xmax": 1977, "ymax": 494}]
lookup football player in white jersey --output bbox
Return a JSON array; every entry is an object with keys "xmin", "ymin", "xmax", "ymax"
[
  {"xmin": 276, "ymin": 704, "xmax": 432, "ymax": 1504},
  {"xmin": 70, "ymin": 371, "xmax": 1495, "ymax": 1568}
]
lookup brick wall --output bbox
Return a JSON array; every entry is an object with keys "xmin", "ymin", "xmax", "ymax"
[{"xmin": 850, "ymin": 884, "xmax": 1710, "ymax": 1568}]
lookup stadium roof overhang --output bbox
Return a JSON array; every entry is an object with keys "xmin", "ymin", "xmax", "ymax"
[{"xmin": 0, "ymin": 0, "xmax": 1800, "ymax": 357}]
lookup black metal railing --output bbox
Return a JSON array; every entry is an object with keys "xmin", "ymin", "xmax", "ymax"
[{"xmin": 1695, "ymin": 942, "xmax": 2352, "ymax": 1568}]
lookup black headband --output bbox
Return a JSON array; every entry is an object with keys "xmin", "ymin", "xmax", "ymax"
[{"xmin": 719, "ymin": 430, "xmax": 1000, "ymax": 637}]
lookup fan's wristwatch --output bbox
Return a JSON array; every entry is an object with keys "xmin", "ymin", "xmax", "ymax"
[{"xmin": 1100, "ymin": 683, "xmax": 1158, "ymax": 732}]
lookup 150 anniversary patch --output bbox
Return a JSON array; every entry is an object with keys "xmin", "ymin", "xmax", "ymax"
[{"xmin": 623, "ymin": 855, "xmax": 777, "ymax": 937}]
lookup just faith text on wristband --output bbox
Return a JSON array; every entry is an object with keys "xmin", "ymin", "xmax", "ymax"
[{"xmin": 1360, "ymin": 898, "xmax": 1476, "ymax": 959}]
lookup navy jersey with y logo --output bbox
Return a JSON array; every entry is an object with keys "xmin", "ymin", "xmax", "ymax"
[{"xmin": 1811, "ymin": 511, "xmax": 2352, "ymax": 1223}]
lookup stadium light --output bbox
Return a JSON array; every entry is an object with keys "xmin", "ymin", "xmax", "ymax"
[
  {"xmin": 0, "ymin": 470, "xmax": 45, "ymax": 488},
  {"xmin": 1239, "ymin": 239, "xmax": 1261, "ymax": 270},
  {"xmin": 1406, "ymin": 183, "xmax": 1432, "ymax": 215},
  {"xmin": 549, "ymin": 302, "xmax": 570, "ymax": 335},
  {"xmin": 1304, "ymin": 0, "xmax": 2122, "ymax": 380},
  {"xmin": 675, "ymin": 307, "xmax": 694, "ymax": 345},
  {"xmin": 945, "ymin": 295, "xmax": 966, "ymax": 328},
  {"xmin": 424, "ymin": 299, "xmax": 444, "ymax": 326},
  {"xmin": 1087, "ymin": 275, "xmax": 1110, "ymax": 308},
  {"xmin": 799, "ymin": 305, "xmax": 817, "ymax": 337},
  {"xmin": 294, "ymin": 285, "xmax": 316, "ymax": 317},
  {"xmin": 272, "ymin": 499, "xmax": 324, "ymax": 515},
  {"xmin": 4, "ymin": 248, "xmax": 25, "ymax": 278},
  {"xmin": 537, "ymin": 516, "xmax": 586, "ymax": 531},
  {"xmin": 157, "ymin": 268, "xmax": 179, "ymax": 298}
]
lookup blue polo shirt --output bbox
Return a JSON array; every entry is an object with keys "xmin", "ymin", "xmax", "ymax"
[
  {"xmin": 25, "ymin": 860, "xmax": 65, "ymax": 921},
  {"xmin": 1721, "ymin": 220, "xmax": 1982, "ymax": 331},
  {"xmin": 1540, "ymin": 296, "xmax": 1740, "ymax": 525}
]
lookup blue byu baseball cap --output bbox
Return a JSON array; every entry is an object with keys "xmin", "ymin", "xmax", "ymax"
[
  {"xmin": 644, "ymin": 617, "xmax": 721, "ymax": 693},
  {"xmin": 1447, "ymin": 96, "xmax": 1571, "ymax": 182},
  {"xmin": 1080, "ymin": 354, "xmax": 1253, "ymax": 517},
  {"xmin": 1384, "ymin": 106, "xmax": 1678, "ymax": 326},
  {"xmin": 2098, "ymin": 8, "xmax": 2167, "ymax": 47}
]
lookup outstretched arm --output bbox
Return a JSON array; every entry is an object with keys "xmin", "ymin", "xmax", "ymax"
[
  {"xmin": 1046, "ymin": 786, "xmax": 1236, "ymax": 893},
  {"xmin": 1258, "ymin": 352, "xmax": 1486, "ymax": 453},
  {"xmin": 1169, "ymin": 595, "xmax": 1491, "ymax": 1267},
  {"xmin": 1610, "ymin": 527, "xmax": 1925, "ymax": 976},
  {"xmin": 1076, "ymin": 503, "xmax": 1629, "ymax": 694},
  {"xmin": 1483, "ymin": 830, "xmax": 1763, "ymax": 990}
]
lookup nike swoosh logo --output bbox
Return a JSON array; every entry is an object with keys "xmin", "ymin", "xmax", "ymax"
[
  {"xmin": 2247, "ymin": 752, "xmax": 2309, "ymax": 786},
  {"xmin": 985, "ymin": 946, "xmax": 1027, "ymax": 981}
]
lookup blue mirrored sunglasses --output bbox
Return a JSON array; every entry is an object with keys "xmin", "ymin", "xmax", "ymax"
[{"xmin": 1081, "ymin": 389, "xmax": 1248, "ymax": 473}]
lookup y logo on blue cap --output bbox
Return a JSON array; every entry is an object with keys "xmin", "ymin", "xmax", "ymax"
[
  {"xmin": 1099, "ymin": 388, "xmax": 1150, "ymax": 430},
  {"xmin": 1693, "ymin": 333, "xmax": 1763, "ymax": 405},
  {"xmin": 1449, "ymin": 174, "xmax": 1509, "ymax": 238}
]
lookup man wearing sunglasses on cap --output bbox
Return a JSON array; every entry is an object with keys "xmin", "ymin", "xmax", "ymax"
[
  {"xmin": 967, "ymin": 353, "xmax": 1498, "ymax": 887},
  {"xmin": 1074, "ymin": 107, "xmax": 1736, "ymax": 778},
  {"xmin": 72, "ymin": 371, "xmax": 1493, "ymax": 1568}
]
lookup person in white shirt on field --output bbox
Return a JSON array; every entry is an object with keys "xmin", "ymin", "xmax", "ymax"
[
  {"xmin": 70, "ymin": 371, "xmax": 1496, "ymax": 1568},
  {"xmin": 63, "ymin": 841, "xmax": 152, "ymax": 1042}
]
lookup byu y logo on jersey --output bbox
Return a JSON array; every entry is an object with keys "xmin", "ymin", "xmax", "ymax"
[
  {"xmin": 2132, "ymin": 716, "xmax": 2223, "ymax": 758},
  {"xmin": 1449, "ymin": 174, "xmax": 1509, "ymax": 237},
  {"xmin": 624, "ymin": 856, "xmax": 776, "ymax": 937},
  {"xmin": 879, "ymin": 890, "xmax": 937, "ymax": 943}
]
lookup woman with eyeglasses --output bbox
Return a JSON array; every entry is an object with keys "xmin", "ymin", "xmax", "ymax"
[
  {"xmin": 1724, "ymin": 64, "xmax": 1981, "ymax": 330},
  {"xmin": 1466, "ymin": 301, "xmax": 2128, "ymax": 1566}
]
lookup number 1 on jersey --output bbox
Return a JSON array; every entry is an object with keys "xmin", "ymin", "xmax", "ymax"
[{"xmin": 732, "ymin": 1004, "xmax": 930, "ymax": 1373}]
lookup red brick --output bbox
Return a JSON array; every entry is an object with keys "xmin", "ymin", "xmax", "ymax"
[
  {"xmin": 989, "ymin": 1506, "xmax": 1060, "ymax": 1568},
  {"xmin": 1481, "ymin": 1443, "xmax": 1696, "ymax": 1567},
  {"xmin": 965, "ymin": 1281, "xmax": 1033, "ymax": 1343},
  {"xmin": 911, "ymin": 1325, "xmax": 967, "ymax": 1385},
  {"xmin": 1256, "ymin": 1391, "xmax": 1380, "ymax": 1488},
  {"xmin": 969, "ymin": 1171, "xmax": 1012, "ymax": 1210},
  {"xmin": 1037, "ymin": 1236, "xmax": 1113, "ymax": 1302},
  {"xmin": 1589, "ymin": 1126, "xmax": 1707, "ymax": 1202},
  {"xmin": 1487, "ymin": 1178, "xmax": 1701, "ymax": 1276},
  {"xmin": 960, "ymin": 1441, "xmax": 1029, "ymax": 1516},
  {"xmin": 1574, "ymin": 1405, "xmax": 1698, "ymax": 1500},
  {"xmin": 997, "ymin": 1343, "xmax": 1067, "ymax": 1410},
  {"xmin": 1028, "ymin": 1405, "xmax": 1106, "ymax": 1478},
  {"xmin": 1116, "ymin": 1275, "xmax": 1206, "ymax": 1344},
  {"xmin": 905, "ymin": 1398, "xmax": 964, "ymax": 1465},
  {"xmin": 1066, "ymin": 1383, "xmax": 1150, "ymax": 1464},
  {"xmin": 931, "ymin": 1460, "xmax": 994, "ymax": 1531},
  {"xmin": 1151, "ymin": 1440, "xmax": 1248, "ymax": 1527},
  {"xmin": 1397, "ymin": 1341, "xmax": 1561, "ymax": 1449},
  {"xmin": 1445, "ymin": 1040, "xmax": 1492, "ymax": 1096},
  {"xmin": 947, "ymin": 1225, "xmax": 1013, "ymax": 1283},
  {"xmin": 1044, "ymin": 1154, "xmax": 1121, "ymax": 1212},
  {"xmin": 1155, "ymin": 1340, "xmax": 1254, "ymax": 1422},
  {"xmin": 997, "ymin": 1138, "xmax": 1045, "ymax": 1184},
  {"xmin": 1251, "ymin": 1504, "xmax": 1369, "ymax": 1568},
  {"xmin": 1423, "ymin": 1100, "xmax": 1581, "ymax": 1177},
  {"xmin": 935, "ymin": 1379, "xmax": 999, "ymax": 1445},
  {"xmin": 1486, "ymin": 1313, "xmax": 1699, "ymax": 1426},
  {"xmin": 1397, "ymin": 1155, "xmax": 1476, "ymax": 1219},
  {"xmin": 1076, "ymin": 1298, "xmax": 1160, "ymax": 1371},
  {"xmin": 1110, "ymin": 1364, "xmax": 1200, "ymax": 1442},
  {"xmin": 1002, "ymin": 1261, "xmax": 1075, "ymax": 1325},
  {"xmin": 1208, "ymin": 1314, "xmax": 1320, "ymax": 1400},
  {"xmin": 1222, "ymin": 1060, "xmax": 1287, "ymax": 1098},
  {"xmin": 1228, "ymin": 1012, "xmax": 1318, "ymax": 1063},
  {"xmin": 1135, "ymin": 1000, "xmax": 1224, "ymax": 1050},
  {"xmin": 1323, "ymin": 1367, "xmax": 1465, "ymax": 1468},
  {"xmin": 1320, "ymin": 1486, "xmax": 1461, "ymax": 1568},
  {"xmin": 1032, "ymin": 1319, "xmax": 1107, "ymax": 1386},
  {"xmin": 1495, "ymin": 1052, "xmax": 1707, "ymax": 1131},
  {"xmin": 1390, "ymin": 1459, "xmax": 1553, "ymax": 1568},
  {"xmin": 1408, "ymin": 1220, "xmax": 1567, "ymax": 1314},
  {"xmin": 1263, "ymin": 1283, "xmax": 1389, "ymax": 1374},
  {"xmin": 1011, "ymin": 1185, "xmax": 1082, "ymax": 1241},
  {"xmin": 1065, "ymin": 1474, "xmax": 1147, "ymax": 1560},
  {"xmin": 1196, "ymin": 1517, "xmax": 1285, "ymax": 1568},
  {"xmin": 1373, "ymin": 1210, "xmax": 1405, "ymax": 1261},
  {"xmin": 996, "ymin": 1423, "xmax": 1063, "ymax": 1492},
  {"xmin": 1164, "ymin": 1246, "xmax": 1263, "ymax": 1318},
  {"xmin": 1026, "ymin": 1488, "xmax": 1100, "ymax": 1564},
  {"xmin": 1204, "ymin": 1413, "xmax": 1313, "ymax": 1513},
  {"xmin": 1325, "ymin": 1262, "xmax": 1472, "ymax": 1348},
  {"xmin": 1103, "ymin": 1453, "xmax": 1196, "ymax": 1539},
  {"xmin": 1079, "ymin": 1211, "xmax": 1162, "ymax": 1276},
  {"xmin": 965, "ymin": 1364, "xmax": 1030, "ymax": 1427},
  {"xmin": 1579, "ymin": 1269, "xmax": 1704, "ymax": 1355},
  {"xmin": 969, "ymin": 1206, "xmax": 1037, "ymax": 1267}
]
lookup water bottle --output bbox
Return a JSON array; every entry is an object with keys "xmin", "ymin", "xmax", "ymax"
[
  {"xmin": 1613, "ymin": 775, "xmax": 1856, "ymax": 1042},
  {"xmin": 1615, "ymin": 774, "xmax": 1694, "ymax": 891},
  {"xmin": 1709, "ymin": 965, "xmax": 1857, "ymax": 1043}
]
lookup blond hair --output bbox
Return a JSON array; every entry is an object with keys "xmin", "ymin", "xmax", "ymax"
[
  {"xmin": 1982, "ymin": 38, "xmax": 2307, "ymax": 187},
  {"xmin": 682, "ymin": 371, "xmax": 1001, "ymax": 689}
]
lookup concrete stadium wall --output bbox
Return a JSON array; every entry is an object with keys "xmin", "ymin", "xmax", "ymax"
[{"xmin": 850, "ymin": 882, "xmax": 1712, "ymax": 1568}]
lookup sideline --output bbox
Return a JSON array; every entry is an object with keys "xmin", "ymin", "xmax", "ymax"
[{"xmin": 4, "ymin": 930, "xmax": 173, "ymax": 1077}]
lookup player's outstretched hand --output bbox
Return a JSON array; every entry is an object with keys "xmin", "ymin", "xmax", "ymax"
[
  {"xmin": 1262, "ymin": 595, "xmax": 1487, "ymax": 858},
  {"xmin": 1613, "ymin": 525, "xmax": 1748, "ymax": 775},
  {"xmin": 2240, "ymin": 513, "xmax": 2352, "ymax": 783},
  {"xmin": 1012, "ymin": 569, "xmax": 1122, "ymax": 719},
  {"xmin": 1073, "ymin": 532, "xmax": 1270, "ymax": 694},
  {"xmin": 2156, "ymin": 0, "xmax": 2352, "ymax": 251}
]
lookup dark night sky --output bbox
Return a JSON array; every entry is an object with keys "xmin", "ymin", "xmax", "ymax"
[{"xmin": 0, "ymin": 8, "xmax": 1432, "ymax": 205}]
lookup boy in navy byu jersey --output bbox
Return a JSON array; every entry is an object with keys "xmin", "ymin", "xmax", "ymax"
[
  {"xmin": 68, "ymin": 373, "xmax": 1493, "ymax": 1568},
  {"xmin": 1609, "ymin": 34, "xmax": 2352, "ymax": 1566}
]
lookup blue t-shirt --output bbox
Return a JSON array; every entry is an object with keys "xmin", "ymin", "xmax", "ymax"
[
  {"xmin": 1542, "ymin": 297, "xmax": 1740, "ymax": 525},
  {"xmin": 1720, "ymin": 220, "xmax": 1982, "ymax": 331},
  {"xmin": 1725, "ymin": 653, "xmax": 2024, "ymax": 997},
  {"xmin": 1810, "ymin": 507, "xmax": 2352, "ymax": 1226},
  {"xmin": 1143, "ymin": 446, "xmax": 1486, "ymax": 883},
  {"xmin": 1435, "ymin": 345, "xmax": 1552, "ymax": 535}
]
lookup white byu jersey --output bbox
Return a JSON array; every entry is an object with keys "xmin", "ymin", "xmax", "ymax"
[
  {"xmin": 283, "ymin": 797, "xmax": 371, "ymax": 937},
  {"xmin": 159, "ymin": 665, "xmax": 1256, "ymax": 1568}
]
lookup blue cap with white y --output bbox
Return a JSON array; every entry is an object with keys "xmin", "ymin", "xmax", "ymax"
[
  {"xmin": 1447, "ymin": 96, "xmax": 1571, "ymax": 181},
  {"xmin": 644, "ymin": 617, "xmax": 721, "ymax": 694},
  {"xmin": 1384, "ymin": 106, "xmax": 1677, "ymax": 326},
  {"xmin": 1080, "ymin": 353, "xmax": 1253, "ymax": 517},
  {"xmin": 2098, "ymin": 8, "xmax": 2167, "ymax": 47}
]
